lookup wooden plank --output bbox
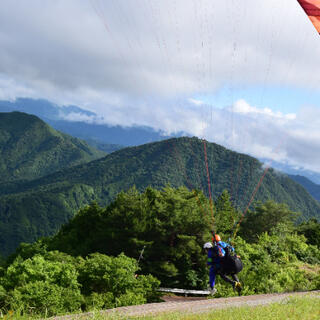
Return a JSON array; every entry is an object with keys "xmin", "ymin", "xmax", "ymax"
[{"xmin": 158, "ymin": 287, "xmax": 211, "ymax": 295}]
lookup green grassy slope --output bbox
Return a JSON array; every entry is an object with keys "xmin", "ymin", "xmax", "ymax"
[
  {"xmin": 0, "ymin": 112, "xmax": 106, "ymax": 182},
  {"xmin": 0, "ymin": 137, "xmax": 319, "ymax": 256}
]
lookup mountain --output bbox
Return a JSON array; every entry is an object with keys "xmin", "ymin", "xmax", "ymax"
[
  {"xmin": 289, "ymin": 175, "xmax": 320, "ymax": 201},
  {"xmin": 0, "ymin": 98, "xmax": 96, "ymax": 121},
  {"xmin": 81, "ymin": 138, "xmax": 123, "ymax": 154},
  {"xmin": 261, "ymin": 159, "xmax": 320, "ymax": 185},
  {"xmin": 46, "ymin": 119, "xmax": 174, "ymax": 147},
  {"xmin": 0, "ymin": 112, "xmax": 106, "ymax": 183},
  {"xmin": 0, "ymin": 136, "xmax": 319, "ymax": 256},
  {"xmin": 0, "ymin": 98, "xmax": 180, "ymax": 148}
]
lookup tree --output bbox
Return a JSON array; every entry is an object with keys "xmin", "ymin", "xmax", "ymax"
[
  {"xmin": 0, "ymin": 252, "xmax": 82, "ymax": 316},
  {"xmin": 214, "ymin": 190, "xmax": 240, "ymax": 237},
  {"xmin": 77, "ymin": 253, "xmax": 160, "ymax": 309},
  {"xmin": 239, "ymin": 200, "xmax": 298, "ymax": 242},
  {"xmin": 49, "ymin": 186, "xmax": 213, "ymax": 288},
  {"xmin": 297, "ymin": 218, "xmax": 320, "ymax": 248}
]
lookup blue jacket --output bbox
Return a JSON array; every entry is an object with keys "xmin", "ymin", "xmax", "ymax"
[{"xmin": 207, "ymin": 241, "xmax": 234, "ymax": 266}]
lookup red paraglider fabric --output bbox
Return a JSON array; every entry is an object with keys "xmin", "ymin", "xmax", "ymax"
[{"xmin": 297, "ymin": 0, "xmax": 320, "ymax": 33}]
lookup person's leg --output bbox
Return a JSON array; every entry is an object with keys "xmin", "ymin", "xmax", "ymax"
[
  {"xmin": 209, "ymin": 266, "xmax": 218, "ymax": 294},
  {"xmin": 209, "ymin": 267, "xmax": 216, "ymax": 289},
  {"xmin": 231, "ymin": 273, "xmax": 242, "ymax": 294},
  {"xmin": 219, "ymin": 273, "xmax": 235, "ymax": 285},
  {"xmin": 231, "ymin": 274, "xmax": 239, "ymax": 282}
]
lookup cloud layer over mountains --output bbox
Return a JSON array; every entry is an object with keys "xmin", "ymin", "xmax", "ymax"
[{"xmin": 0, "ymin": 0, "xmax": 320, "ymax": 171}]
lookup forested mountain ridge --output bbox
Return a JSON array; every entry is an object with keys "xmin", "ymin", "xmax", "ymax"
[
  {"xmin": 289, "ymin": 174, "xmax": 320, "ymax": 201},
  {"xmin": 0, "ymin": 136, "xmax": 319, "ymax": 256},
  {"xmin": 0, "ymin": 112, "xmax": 106, "ymax": 183}
]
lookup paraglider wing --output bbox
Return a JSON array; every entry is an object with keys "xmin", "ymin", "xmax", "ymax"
[{"xmin": 297, "ymin": 0, "xmax": 320, "ymax": 33}]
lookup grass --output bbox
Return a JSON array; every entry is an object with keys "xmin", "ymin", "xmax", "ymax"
[
  {"xmin": 97, "ymin": 295, "xmax": 320, "ymax": 320},
  {"xmin": 2, "ymin": 295, "xmax": 319, "ymax": 319}
]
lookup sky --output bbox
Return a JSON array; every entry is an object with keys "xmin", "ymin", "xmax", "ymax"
[{"xmin": 1, "ymin": 0, "xmax": 320, "ymax": 172}]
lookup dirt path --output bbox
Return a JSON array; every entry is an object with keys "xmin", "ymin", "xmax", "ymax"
[
  {"xmin": 52, "ymin": 290, "xmax": 319, "ymax": 319},
  {"xmin": 101, "ymin": 290, "xmax": 320, "ymax": 318}
]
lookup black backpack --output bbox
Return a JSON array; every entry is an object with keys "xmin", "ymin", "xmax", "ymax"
[
  {"xmin": 218, "ymin": 243, "xmax": 243, "ymax": 274},
  {"xmin": 221, "ymin": 254, "xmax": 243, "ymax": 274}
]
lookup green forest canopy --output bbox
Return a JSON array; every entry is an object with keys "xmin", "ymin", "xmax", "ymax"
[
  {"xmin": 1, "ymin": 186, "xmax": 319, "ymax": 317},
  {"xmin": 0, "ymin": 186, "xmax": 320, "ymax": 316},
  {"xmin": 1, "ymin": 137, "xmax": 319, "ymax": 257}
]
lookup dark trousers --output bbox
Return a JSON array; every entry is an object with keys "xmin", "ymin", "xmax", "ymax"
[
  {"xmin": 209, "ymin": 264, "xmax": 239, "ymax": 288},
  {"xmin": 219, "ymin": 272, "xmax": 239, "ymax": 285}
]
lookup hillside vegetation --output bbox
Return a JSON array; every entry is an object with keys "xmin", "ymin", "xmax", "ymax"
[
  {"xmin": 0, "ymin": 137, "xmax": 319, "ymax": 256},
  {"xmin": 0, "ymin": 112, "xmax": 105, "ymax": 183},
  {"xmin": 1, "ymin": 187, "xmax": 319, "ymax": 317},
  {"xmin": 289, "ymin": 174, "xmax": 320, "ymax": 201}
]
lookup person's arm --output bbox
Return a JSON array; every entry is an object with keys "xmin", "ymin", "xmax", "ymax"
[
  {"xmin": 218, "ymin": 245, "xmax": 225, "ymax": 257},
  {"xmin": 222, "ymin": 241, "xmax": 235, "ymax": 253},
  {"xmin": 227, "ymin": 243, "xmax": 240, "ymax": 257}
]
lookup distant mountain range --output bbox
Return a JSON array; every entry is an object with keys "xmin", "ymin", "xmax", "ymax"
[
  {"xmin": 259, "ymin": 160, "xmax": 320, "ymax": 200},
  {"xmin": 0, "ymin": 98, "xmax": 96, "ymax": 121},
  {"xmin": 3, "ymin": 98, "xmax": 320, "ymax": 185},
  {"xmin": 0, "ymin": 103, "xmax": 320, "ymax": 257},
  {"xmin": 0, "ymin": 98, "xmax": 180, "ymax": 149},
  {"xmin": 289, "ymin": 175, "xmax": 320, "ymax": 202},
  {"xmin": 0, "ymin": 127, "xmax": 319, "ymax": 256},
  {"xmin": 261, "ymin": 159, "xmax": 320, "ymax": 185},
  {"xmin": 0, "ymin": 112, "xmax": 105, "ymax": 183}
]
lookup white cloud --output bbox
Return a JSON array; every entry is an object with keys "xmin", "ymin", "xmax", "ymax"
[
  {"xmin": 195, "ymin": 101, "xmax": 320, "ymax": 173},
  {"xmin": 188, "ymin": 98, "xmax": 204, "ymax": 106},
  {"xmin": 59, "ymin": 111, "xmax": 99, "ymax": 124},
  {"xmin": 232, "ymin": 99, "xmax": 296, "ymax": 120},
  {"xmin": 0, "ymin": 75, "xmax": 38, "ymax": 101},
  {"xmin": 0, "ymin": 0, "xmax": 320, "ymax": 103},
  {"xmin": 0, "ymin": 0, "xmax": 320, "ymax": 172}
]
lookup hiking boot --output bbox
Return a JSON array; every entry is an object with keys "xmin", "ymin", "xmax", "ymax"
[
  {"xmin": 233, "ymin": 281, "xmax": 242, "ymax": 294},
  {"xmin": 210, "ymin": 288, "xmax": 217, "ymax": 295}
]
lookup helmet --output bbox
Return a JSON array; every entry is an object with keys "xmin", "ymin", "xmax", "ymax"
[
  {"xmin": 213, "ymin": 234, "xmax": 221, "ymax": 242},
  {"xmin": 203, "ymin": 242, "xmax": 213, "ymax": 249}
]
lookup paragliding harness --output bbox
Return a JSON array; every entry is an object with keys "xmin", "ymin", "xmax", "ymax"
[
  {"xmin": 210, "ymin": 230, "xmax": 243, "ymax": 275},
  {"xmin": 219, "ymin": 242, "xmax": 243, "ymax": 275}
]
